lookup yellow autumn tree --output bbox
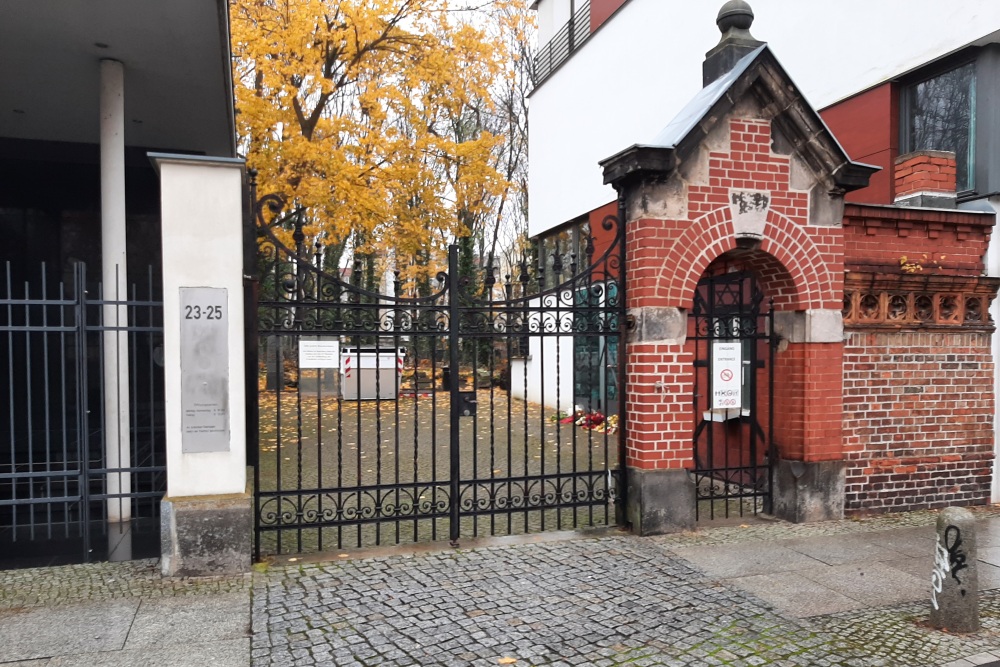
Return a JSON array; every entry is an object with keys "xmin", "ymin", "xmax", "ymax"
[{"xmin": 231, "ymin": 0, "xmax": 530, "ymax": 291}]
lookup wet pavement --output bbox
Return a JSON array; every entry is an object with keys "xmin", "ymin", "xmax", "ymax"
[{"xmin": 10, "ymin": 508, "xmax": 1000, "ymax": 665}]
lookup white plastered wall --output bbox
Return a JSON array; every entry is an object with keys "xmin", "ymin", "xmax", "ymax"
[
  {"xmin": 153, "ymin": 154, "xmax": 247, "ymax": 498},
  {"xmin": 529, "ymin": 0, "xmax": 1000, "ymax": 236},
  {"xmin": 535, "ymin": 0, "xmax": 556, "ymax": 46},
  {"xmin": 509, "ymin": 297, "xmax": 576, "ymax": 414},
  {"xmin": 989, "ymin": 197, "xmax": 1000, "ymax": 502}
]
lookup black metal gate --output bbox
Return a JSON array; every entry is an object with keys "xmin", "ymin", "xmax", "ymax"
[
  {"xmin": 0, "ymin": 262, "xmax": 165, "ymax": 566},
  {"xmin": 251, "ymin": 197, "xmax": 625, "ymax": 557},
  {"xmin": 691, "ymin": 272, "xmax": 774, "ymax": 520}
]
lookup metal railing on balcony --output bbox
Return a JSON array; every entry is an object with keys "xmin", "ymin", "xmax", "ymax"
[{"xmin": 533, "ymin": 1, "xmax": 591, "ymax": 86}]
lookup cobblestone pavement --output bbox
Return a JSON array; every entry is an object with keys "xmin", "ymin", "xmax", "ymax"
[
  {"xmin": 251, "ymin": 506, "xmax": 1000, "ymax": 667},
  {"xmin": 10, "ymin": 509, "xmax": 1000, "ymax": 665}
]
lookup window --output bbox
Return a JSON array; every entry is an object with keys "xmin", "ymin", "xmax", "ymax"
[
  {"xmin": 572, "ymin": 282, "xmax": 618, "ymax": 408},
  {"xmin": 904, "ymin": 62, "xmax": 976, "ymax": 192},
  {"xmin": 538, "ymin": 219, "xmax": 589, "ymax": 290}
]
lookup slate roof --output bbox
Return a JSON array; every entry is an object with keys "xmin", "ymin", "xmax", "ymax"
[{"xmin": 600, "ymin": 44, "xmax": 878, "ymax": 191}]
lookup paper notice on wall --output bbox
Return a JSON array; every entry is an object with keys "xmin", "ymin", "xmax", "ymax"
[{"xmin": 711, "ymin": 342, "xmax": 742, "ymax": 410}]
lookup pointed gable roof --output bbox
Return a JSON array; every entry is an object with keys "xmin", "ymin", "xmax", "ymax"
[{"xmin": 600, "ymin": 44, "xmax": 878, "ymax": 192}]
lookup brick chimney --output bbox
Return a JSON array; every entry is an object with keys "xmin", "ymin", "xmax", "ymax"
[
  {"xmin": 893, "ymin": 150, "xmax": 957, "ymax": 209},
  {"xmin": 703, "ymin": 1, "xmax": 765, "ymax": 86}
]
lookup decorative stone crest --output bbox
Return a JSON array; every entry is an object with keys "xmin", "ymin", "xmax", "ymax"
[{"xmin": 729, "ymin": 190, "xmax": 770, "ymax": 240}]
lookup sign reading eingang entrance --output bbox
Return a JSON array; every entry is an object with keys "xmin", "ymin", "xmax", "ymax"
[{"xmin": 711, "ymin": 341, "xmax": 742, "ymax": 410}]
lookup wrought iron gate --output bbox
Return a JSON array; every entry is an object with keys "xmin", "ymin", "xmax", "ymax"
[
  {"xmin": 252, "ymin": 198, "xmax": 625, "ymax": 557},
  {"xmin": 691, "ymin": 272, "xmax": 774, "ymax": 520}
]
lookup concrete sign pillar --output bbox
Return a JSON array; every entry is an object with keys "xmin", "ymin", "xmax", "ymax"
[
  {"xmin": 150, "ymin": 153, "xmax": 250, "ymax": 576},
  {"xmin": 930, "ymin": 507, "xmax": 979, "ymax": 633},
  {"xmin": 100, "ymin": 58, "xmax": 132, "ymax": 523}
]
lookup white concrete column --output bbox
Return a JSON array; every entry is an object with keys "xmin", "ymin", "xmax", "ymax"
[
  {"xmin": 987, "ymin": 197, "xmax": 1000, "ymax": 503},
  {"xmin": 153, "ymin": 153, "xmax": 251, "ymax": 576},
  {"xmin": 150, "ymin": 154, "xmax": 247, "ymax": 498},
  {"xmin": 100, "ymin": 58, "xmax": 132, "ymax": 523}
]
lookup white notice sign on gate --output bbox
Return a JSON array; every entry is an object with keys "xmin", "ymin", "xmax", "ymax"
[
  {"xmin": 711, "ymin": 342, "xmax": 742, "ymax": 410},
  {"xmin": 300, "ymin": 340, "xmax": 340, "ymax": 369}
]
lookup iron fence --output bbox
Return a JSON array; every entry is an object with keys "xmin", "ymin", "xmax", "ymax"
[{"xmin": 0, "ymin": 262, "xmax": 165, "ymax": 565}]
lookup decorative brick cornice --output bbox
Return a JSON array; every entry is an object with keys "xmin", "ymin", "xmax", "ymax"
[
  {"xmin": 843, "ymin": 203, "xmax": 994, "ymax": 276},
  {"xmin": 843, "ymin": 273, "xmax": 1000, "ymax": 331},
  {"xmin": 843, "ymin": 204, "xmax": 994, "ymax": 236}
]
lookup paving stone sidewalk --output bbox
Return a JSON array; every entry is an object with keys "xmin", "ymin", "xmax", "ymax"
[
  {"xmin": 251, "ymin": 507, "xmax": 1000, "ymax": 667},
  {"xmin": 10, "ymin": 508, "xmax": 1000, "ymax": 665},
  {"xmin": 0, "ymin": 560, "xmax": 251, "ymax": 666}
]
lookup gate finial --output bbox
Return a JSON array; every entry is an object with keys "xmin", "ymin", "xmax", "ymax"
[{"xmin": 716, "ymin": 1, "xmax": 754, "ymax": 33}]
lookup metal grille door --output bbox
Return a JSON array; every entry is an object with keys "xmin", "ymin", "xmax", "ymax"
[
  {"xmin": 691, "ymin": 272, "xmax": 774, "ymax": 520},
  {"xmin": 0, "ymin": 262, "xmax": 165, "ymax": 565}
]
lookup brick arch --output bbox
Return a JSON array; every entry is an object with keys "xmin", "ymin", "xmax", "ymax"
[
  {"xmin": 748, "ymin": 252, "xmax": 800, "ymax": 309},
  {"xmin": 659, "ymin": 206, "xmax": 836, "ymax": 310},
  {"xmin": 759, "ymin": 208, "xmax": 839, "ymax": 310},
  {"xmin": 700, "ymin": 251, "xmax": 801, "ymax": 310}
]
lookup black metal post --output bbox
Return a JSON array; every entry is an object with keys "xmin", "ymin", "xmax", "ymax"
[
  {"xmin": 245, "ymin": 172, "xmax": 261, "ymax": 470},
  {"xmin": 246, "ymin": 174, "xmax": 262, "ymax": 560},
  {"xmin": 447, "ymin": 244, "xmax": 461, "ymax": 546},
  {"xmin": 615, "ymin": 191, "xmax": 629, "ymax": 519},
  {"xmin": 767, "ymin": 301, "xmax": 776, "ymax": 514},
  {"xmin": 75, "ymin": 262, "xmax": 92, "ymax": 561}
]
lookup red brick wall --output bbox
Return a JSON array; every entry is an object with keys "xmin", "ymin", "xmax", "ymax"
[
  {"xmin": 771, "ymin": 342, "xmax": 844, "ymax": 462},
  {"xmin": 895, "ymin": 151, "xmax": 957, "ymax": 198},
  {"xmin": 625, "ymin": 343, "xmax": 693, "ymax": 470},
  {"xmin": 819, "ymin": 83, "xmax": 898, "ymax": 205},
  {"xmin": 842, "ymin": 331, "xmax": 994, "ymax": 513},
  {"xmin": 843, "ymin": 204, "xmax": 992, "ymax": 275}
]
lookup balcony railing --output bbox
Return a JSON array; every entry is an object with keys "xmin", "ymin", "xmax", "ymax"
[{"xmin": 533, "ymin": 1, "xmax": 591, "ymax": 86}]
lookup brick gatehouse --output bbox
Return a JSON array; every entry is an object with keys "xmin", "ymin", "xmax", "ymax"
[{"xmin": 600, "ymin": 7, "xmax": 998, "ymax": 531}]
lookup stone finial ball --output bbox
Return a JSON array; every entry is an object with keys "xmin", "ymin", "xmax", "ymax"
[{"xmin": 717, "ymin": 0, "xmax": 754, "ymax": 32}]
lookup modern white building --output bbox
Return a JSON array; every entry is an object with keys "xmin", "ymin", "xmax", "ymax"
[
  {"xmin": 0, "ymin": 1, "xmax": 248, "ymax": 572},
  {"xmin": 530, "ymin": 0, "xmax": 1000, "ymax": 236}
]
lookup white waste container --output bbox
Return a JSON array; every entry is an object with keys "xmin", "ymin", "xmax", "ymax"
[{"xmin": 340, "ymin": 347, "xmax": 404, "ymax": 400}]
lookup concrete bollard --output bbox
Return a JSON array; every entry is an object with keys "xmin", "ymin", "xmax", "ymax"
[{"xmin": 930, "ymin": 506, "xmax": 979, "ymax": 633}]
